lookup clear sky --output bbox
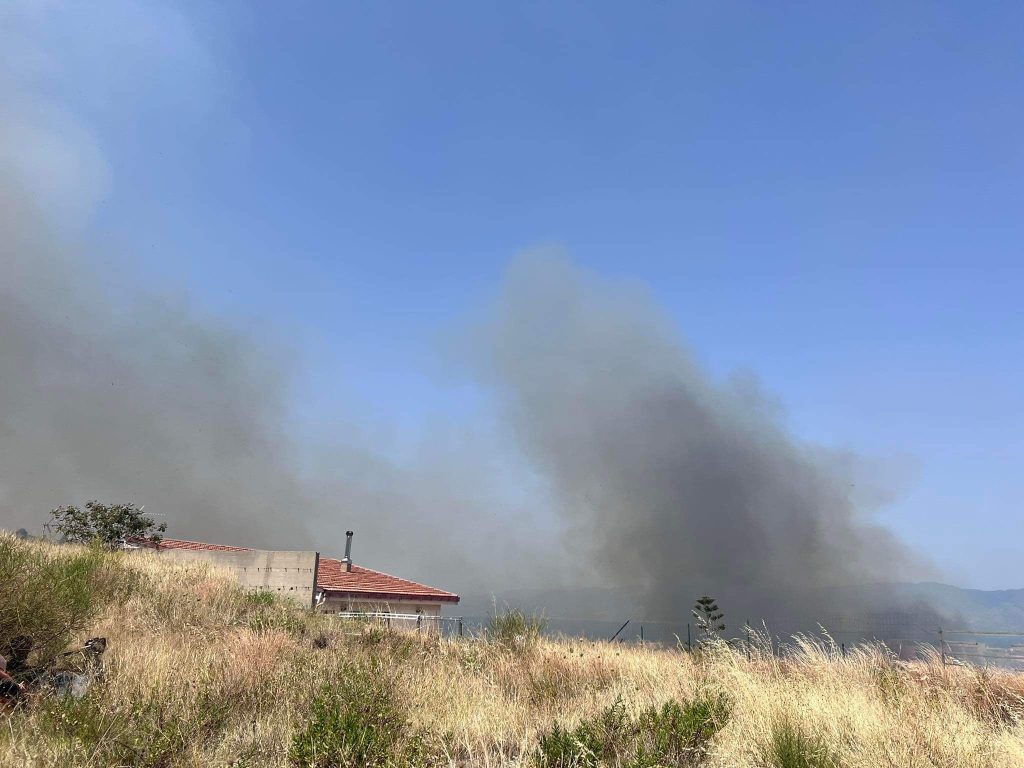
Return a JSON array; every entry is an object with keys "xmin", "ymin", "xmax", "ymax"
[{"xmin": 5, "ymin": 2, "xmax": 1023, "ymax": 588}]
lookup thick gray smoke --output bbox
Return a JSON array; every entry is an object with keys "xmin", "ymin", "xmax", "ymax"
[
  {"xmin": 0, "ymin": 188, "xmax": 308, "ymax": 547},
  {"xmin": 466, "ymin": 254, "xmax": 935, "ymax": 626},
  {"xmin": 0, "ymin": 186, "xmax": 536, "ymax": 587},
  {"xmin": 0, "ymin": 187, "xmax": 542, "ymax": 589}
]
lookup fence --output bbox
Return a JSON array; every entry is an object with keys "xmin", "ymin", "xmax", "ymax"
[
  {"xmin": 326, "ymin": 612, "xmax": 1024, "ymax": 669},
  {"xmin": 939, "ymin": 628, "xmax": 1024, "ymax": 669},
  {"xmin": 327, "ymin": 611, "xmax": 467, "ymax": 637}
]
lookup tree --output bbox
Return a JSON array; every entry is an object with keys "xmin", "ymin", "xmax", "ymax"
[
  {"xmin": 46, "ymin": 501, "xmax": 166, "ymax": 548},
  {"xmin": 692, "ymin": 595, "xmax": 725, "ymax": 643}
]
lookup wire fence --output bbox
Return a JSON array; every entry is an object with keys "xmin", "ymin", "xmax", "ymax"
[
  {"xmin": 326, "ymin": 611, "xmax": 467, "ymax": 637},
  {"xmin": 327, "ymin": 611, "xmax": 1024, "ymax": 670}
]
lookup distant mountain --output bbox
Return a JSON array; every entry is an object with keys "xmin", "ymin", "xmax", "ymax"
[{"xmin": 887, "ymin": 582, "xmax": 1024, "ymax": 633}]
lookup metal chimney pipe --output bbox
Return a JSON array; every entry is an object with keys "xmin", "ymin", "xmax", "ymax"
[{"xmin": 343, "ymin": 530, "xmax": 354, "ymax": 572}]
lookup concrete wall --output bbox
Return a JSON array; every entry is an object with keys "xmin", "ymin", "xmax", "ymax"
[{"xmin": 159, "ymin": 548, "xmax": 319, "ymax": 607}]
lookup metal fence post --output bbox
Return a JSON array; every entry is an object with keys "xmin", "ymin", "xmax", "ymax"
[
  {"xmin": 938, "ymin": 626, "xmax": 945, "ymax": 668},
  {"xmin": 686, "ymin": 623, "xmax": 692, "ymax": 652},
  {"xmin": 458, "ymin": 617, "xmax": 464, "ymax": 638}
]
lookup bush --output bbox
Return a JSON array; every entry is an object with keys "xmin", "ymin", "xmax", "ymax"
[
  {"xmin": 536, "ymin": 720, "xmax": 602, "ymax": 768},
  {"xmin": 761, "ymin": 718, "xmax": 839, "ymax": 768},
  {"xmin": 536, "ymin": 691, "xmax": 731, "ymax": 768},
  {"xmin": 0, "ymin": 534, "xmax": 137, "ymax": 670},
  {"xmin": 536, "ymin": 699, "xmax": 623, "ymax": 768},
  {"xmin": 289, "ymin": 660, "xmax": 431, "ymax": 768},
  {"xmin": 633, "ymin": 690, "xmax": 732, "ymax": 766}
]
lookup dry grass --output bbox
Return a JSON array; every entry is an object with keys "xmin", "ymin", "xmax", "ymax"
[{"xmin": 2, "ymin": 538, "xmax": 1024, "ymax": 767}]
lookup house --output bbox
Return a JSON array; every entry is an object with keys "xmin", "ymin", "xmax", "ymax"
[{"xmin": 136, "ymin": 531, "xmax": 459, "ymax": 617}]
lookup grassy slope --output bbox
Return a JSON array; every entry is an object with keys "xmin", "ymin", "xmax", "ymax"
[{"xmin": 2, "ymin": 536, "xmax": 1023, "ymax": 767}]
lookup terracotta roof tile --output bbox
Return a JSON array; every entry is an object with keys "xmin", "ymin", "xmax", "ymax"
[
  {"xmin": 148, "ymin": 537, "xmax": 249, "ymax": 553},
  {"xmin": 147, "ymin": 537, "xmax": 459, "ymax": 604},
  {"xmin": 317, "ymin": 557, "xmax": 459, "ymax": 603}
]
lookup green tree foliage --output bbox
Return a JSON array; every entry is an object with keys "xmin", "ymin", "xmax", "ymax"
[
  {"xmin": 46, "ymin": 501, "xmax": 166, "ymax": 549},
  {"xmin": 692, "ymin": 596, "xmax": 725, "ymax": 643}
]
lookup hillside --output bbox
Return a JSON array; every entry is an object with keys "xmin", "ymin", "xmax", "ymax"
[
  {"xmin": 891, "ymin": 582, "xmax": 1024, "ymax": 633},
  {"xmin": 2, "ymin": 534, "xmax": 1024, "ymax": 767}
]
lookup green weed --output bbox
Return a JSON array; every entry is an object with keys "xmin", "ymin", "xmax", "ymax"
[{"xmin": 761, "ymin": 718, "xmax": 840, "ymax": 768}]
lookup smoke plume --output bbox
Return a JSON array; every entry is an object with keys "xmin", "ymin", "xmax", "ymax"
[
  {"xmin": 465, "ymin": 254, "xmax": 934, "ymax": 626},
  {"xmin": 0, "ymin": 181, "xmax": 540, "ymax": 587}
]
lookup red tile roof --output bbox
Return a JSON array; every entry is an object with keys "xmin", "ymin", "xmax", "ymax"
[
  {"xmin": 148, "ymin": 537, "xmax": 459, "ymax": 604},
  {"xmin": 144, "ymin": 537, "xmax": 249, "ymax": 552},
  {"xmin": 316, "ymin": 557, "xmax": 459, "ymax": 603}
]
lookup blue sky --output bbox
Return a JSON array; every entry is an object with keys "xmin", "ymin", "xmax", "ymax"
[{"xmin": 7, "ymin": 2, "xmax": 1024, "ymax": 588}]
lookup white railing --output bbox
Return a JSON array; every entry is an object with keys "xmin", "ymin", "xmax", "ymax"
[{"xmin": 326, "ymin": 611, "xmax": 466, "ymax": 636}]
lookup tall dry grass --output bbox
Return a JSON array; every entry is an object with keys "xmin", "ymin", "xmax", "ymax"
[{"xmin": 1, "ymin": 536, "xmax": 1023, "ymax": 767}]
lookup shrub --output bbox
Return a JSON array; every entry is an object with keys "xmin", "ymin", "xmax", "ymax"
[
  {"xmin": 536, "ymin": 692, "xmax": 731, "ymax": 768},
  {"xmin": 633, "ymin": 690, "xmax": 732, "ymax": 766},
  {"xmin": 535, "ymin": 699, "xmax": 623, "ymax": 768},
  {"xmin": 761, "ymin": 718, "xmax": 840, "ymax": 768},
  {"xmin": 536, "ymin": 720, "xmax": 602, "ymax": 768},
  {"xmin": 289, "ymin": 660, "xmax": 430, "ymax": 768},
  {"xmin": 0, "ymin": 534, "xmax": 137, "ymax": 670}
]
